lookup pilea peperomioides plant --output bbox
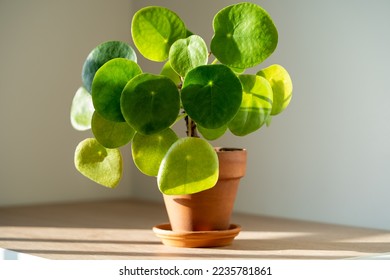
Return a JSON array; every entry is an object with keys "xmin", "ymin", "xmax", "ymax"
[{"xmin": 70, "ymin": 2, "xmax": 292, "ymax": 195}]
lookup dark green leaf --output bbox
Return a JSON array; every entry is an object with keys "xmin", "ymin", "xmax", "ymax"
[
  {"xmin": 121, "ymin": 74, "xmax": 180, "ymax": 135},
  {"xmin": 82, "ymin": 41, "xmax": 137, "ymax": 92},
  {"xmin": 92, "ymin": 58, "xmax": 142, "ymax": 122},
  {"xmin": 181, "ymin": 64, "xmax": 242, "ymax": 129}
]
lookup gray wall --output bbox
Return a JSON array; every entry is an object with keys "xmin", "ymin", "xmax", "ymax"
[
  {"xmin": 0, "ymin": 0, "xmax": 134, "ymax": 205},
  {"xmin": 1, "ymin": 0, "xmax": 390, "ymax": 231}
]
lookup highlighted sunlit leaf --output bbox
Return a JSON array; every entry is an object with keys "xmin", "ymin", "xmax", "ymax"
[
  {"xmin": 229, "ymin": 74, "xmax": 273, "ymax": 136},
  {"xmin": 74, "ymin": 138, "xmax": 122, "ymax": 188},
  {"xmin": 70, "ymin": 87, "xmax": 94, "ymax": 131},
  {"xmin": 257, "ymin": 64, "xmax": 292, "ymax": 115},
  {"xmin": 158, "ymin": 137, "xmax": 218, "ymax": 195},
  {"xmin": 132, "ymin": 6, "xmax": 187, "ymax": 61},
  {"xmin": 132, "ymin": 128, "xmax": 178, "ymax": 176}
]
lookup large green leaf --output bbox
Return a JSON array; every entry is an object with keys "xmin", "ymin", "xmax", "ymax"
[
  {"xmin": 131, "ymin": 6, "xmax": 187, "ymax": 62},
  {"xmin": 257, "ymin": 64, "xmax": 293, "ymax": 115},
  {"xmin": 228, "ymin": 74, "xmax": 273, "ymax": 136},
  {"xmin": 181, "ymin": 64, "xmax": 242, "ymax": 129},
  {"xmin": 158, "ymin": 137, "xmax": 218, "ymax": 195},
  {"xmin": 74, "ymin": 138, "xmax": 122, "ymax": 188},
  {"xmin": 169, "ymin": 35, "xmax": 208, "ymax": 77},
  {"xmin": 132, "ymin": 128, "xmax": 178, "ymax": 176},
  {"xmin": 70, "ymin": 86, "xmax": 94, "ymax": 131},
  {"xmin": 92, "ymin": 58, "xmax": 142, "ymax": 122},
  {"xmin": 91, "ymin": 111, "xmax": 135, "ymax": 148},
  {"xmin": 211, "ymin": 2, "xmax": 278, "ymax": 68},
  {"xmin": 82, "ymin": 41, "xmax": 137, "ymax": 93},
  {"xmin": 121, "ymin": 74, "xmax": 180, "ymax": 135}
]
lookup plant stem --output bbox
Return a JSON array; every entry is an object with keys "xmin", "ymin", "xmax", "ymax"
[{"xmin": 185, "ymin": 115, "xmax": 199, "ymax": 137}]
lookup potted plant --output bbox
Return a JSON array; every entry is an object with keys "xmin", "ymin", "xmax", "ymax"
[{"xmin": 70, "ymin": 2, "xmax": 292, "ymax": 247}]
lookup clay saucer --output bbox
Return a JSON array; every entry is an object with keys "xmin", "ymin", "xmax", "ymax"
[{"xmin": 153, "ymin": 223, "xmax": 241, "ymax": 248}]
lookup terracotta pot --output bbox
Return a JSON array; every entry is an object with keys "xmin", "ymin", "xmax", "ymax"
[{"xmin": 163, "ymin": 147, "xmax": 247, "ymax": 232}]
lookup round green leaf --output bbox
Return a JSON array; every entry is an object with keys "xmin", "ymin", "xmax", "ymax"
[
  {"xmin": 121, "ymin": 74, "xmax": 180, "ymax": 135},
  {"xmin": 92, "ymin": 58, "xmax": 142, "ymax": 122},
  {"xmin": 157, "ymin": 137, "xmax": 218, "ymax": 195},
  {"xmin": 256, "ymin": 64, "xmax": 293, "ymax": 115},
  {"xmin": 211, "ymin": 2, "xmax": 278, "ymax": 68},
  {"xmin": 74, "ymin": 138, "xmax": 122, "ymax": 188},
  {"xmin": 70, "ymin": 86, "xmax": 94, "ymax": 131},
  {"xmin": 160, "ymin": 61, "xmax": 181, "ymax": 86},
  {"xmin": 131, "ymin": 6, "xmax": 187, "ymax": 62},
  {"xmin": 91, "ymin": 111, "xmax": 135, "ymax": 148},
  {"xmin": 197, "ymin": 125, "xmax": 227, "ymax": 141},
  {"xmin": 82, "ymin": 41, "xmax": 137, "ymax": 92},
  {"xmin": 181, "ymin": 64, "xmax": 242, "ymax": 129},
  {"xmin": 132, "ymin": 128, "xmax": 178, "ymax": 176},
  {"xmin": 228, "ymin": 75, "xmax": 273, "ymax": 136},
  {"xmin": 169, "ymin": 35, "xmax": 208, "ymax": 77}
]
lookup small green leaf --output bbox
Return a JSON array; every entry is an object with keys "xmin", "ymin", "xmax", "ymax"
[
  {"xmin": 186, "ymin": 29, "xmax": 194, "ymax": 37},
  {"xmin": 230, "ymin": 67, "xmax": 246, "ymax": 74},
  {"xmin": 197, "ymin": 125, "xmax": 227, "ymax": 141},
  {"xmin": 131, "ymin": 6, "xmax": 187, "ymax": 61},
  {"xmin": 74, "ymin": 138, "xmax": 122, "ymax": 188},
  {"xmin": 82, "ymin": 41, "xmax": 137, "ymax": 93},
  {"xmin": 266, "ymin": 115, "xmax": 272, "ymax": 127},
  {"xmin": 256, "ymin": 64, "xmax": 293, "ymax": 115},
  {"xmin": 70, "ymin": 87, "xmax": 94, "ymax": 131},
  {"xmin": 169, "ymin": 35, "xmax": 208, "ymax": 77},
  {"xmin": 91, "ymin": 111, "xmax": 135, "ymax": 148},
  {"xmin": 132, "ymin": 128, "xmax": 178, "ymax": 176},
  {"xmin": 160, "ymin": 61, "xmax": 181, "ymax": 86},
  {"xmin": 211, "ymin": 2, "xmax": 278, "ymax": 68},
  {"xmin": 228, "ymin": 74, "xmax": 273, "ymax": 136},
  {"xmin": 121, "ymin": 74, "xmax": 180, "ymax": 135},
  {"xmin": 181, "ymin": 64, "xmax": 242, "ymax": 129},
  {"xmin": 158, "ymin": 137, "xmax": 218, "ymax": 195},
  {"xmin": 92, "ymin": 58, "xmax": 142, "ymax": 122}
]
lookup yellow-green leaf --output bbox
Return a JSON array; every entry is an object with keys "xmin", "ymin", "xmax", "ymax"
[
  {"xmin": 131, "ymin": 6, "xmax": 187, "ymax": 62},
  {"xmin": 257, "ymin": 64, "xmax": 292, "ymax": 115},
  {"xmin": 158, "ymin": 137, "xmax": 218, "ymax": 195},
  {"xmin": 132, "ymin": 128, "xmax": 178, "ymax": 176},
  {"xmin": 70, "ymin": 87, "xmax": 94, "ymax": 131},
  {"xmin": 74, "ymin": 138, "xmax": 122, "ymax": 188}
]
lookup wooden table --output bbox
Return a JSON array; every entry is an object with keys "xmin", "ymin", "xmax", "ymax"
[{"xmin": 1, "ymin": 199, "xmax": 390, "ymax": 260}]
